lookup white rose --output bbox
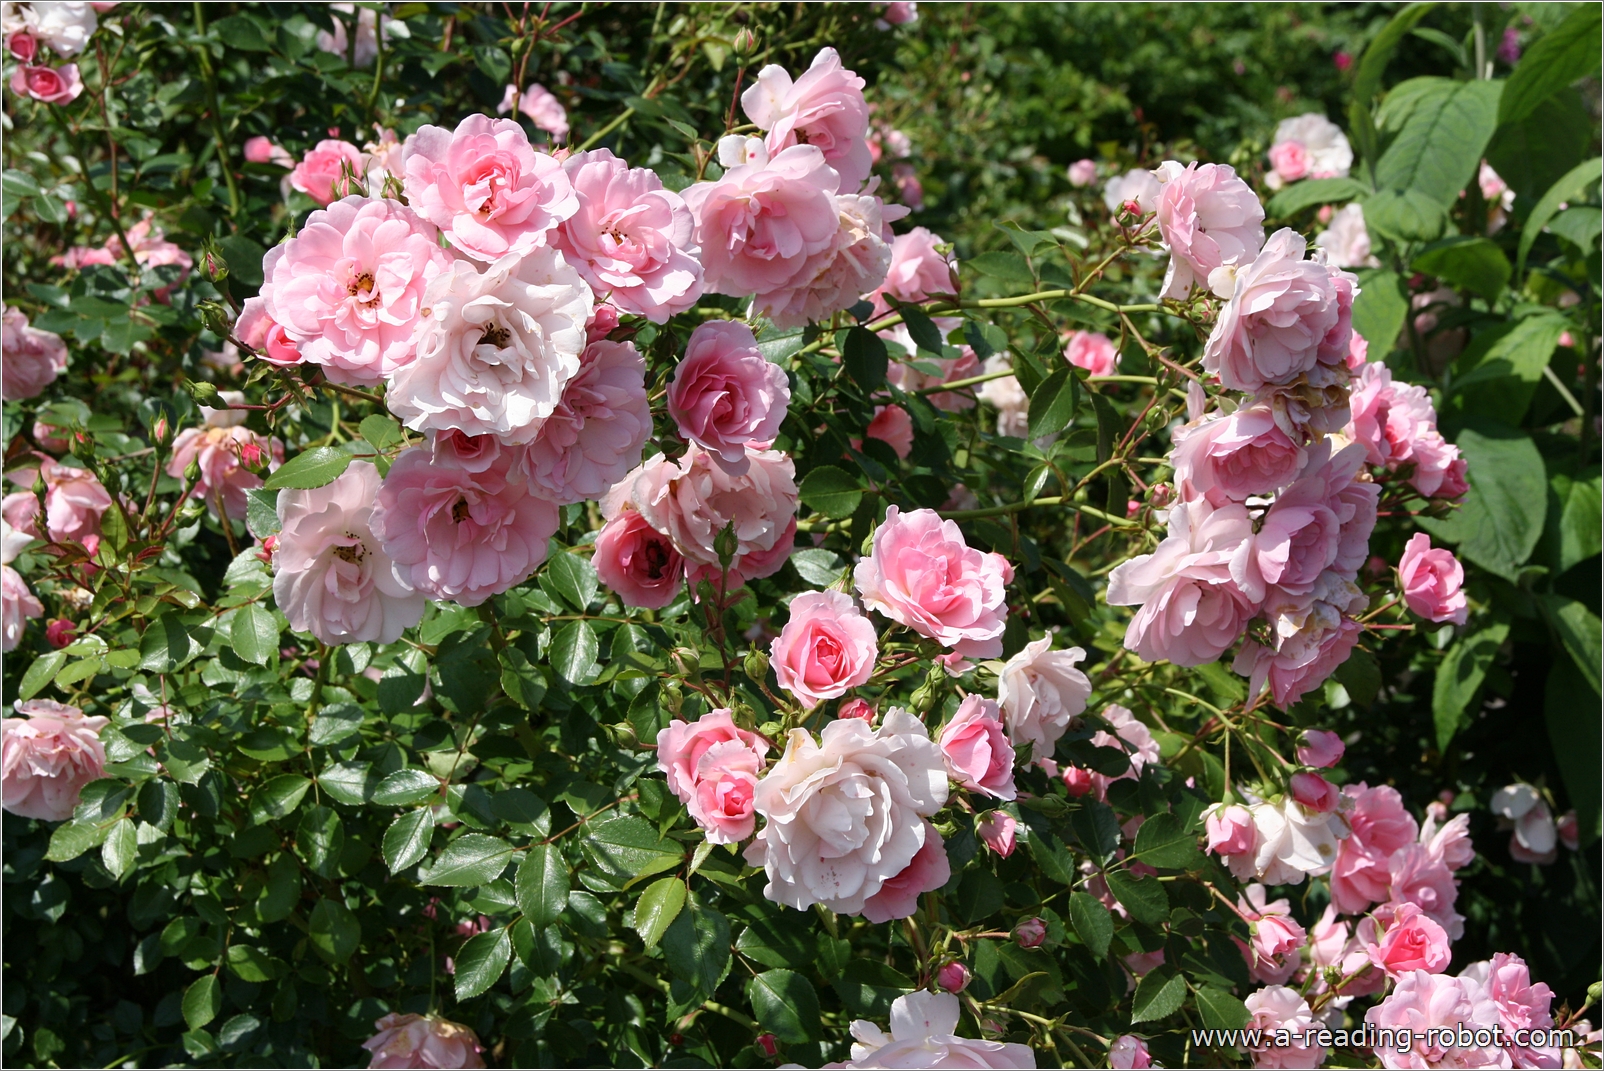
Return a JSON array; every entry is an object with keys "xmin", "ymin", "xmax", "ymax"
[
  {"xmin": 25, "ymin": 1, "xmax": 97, "ymax": 57},
  {"xmin": 387, "ymin": 249, "xmax": 592, "ymax": 444},
  {"xmin": 842, "ymin": 991, "xmax": 1038, "ymax": 1069},
  {"xmin": 1271, "ymin": 113, "xmax": 1353, "ymax": 178},
  {"xmin": 1315, "ymin": 203, "xmax": 1380, "ymax": 270},
  {"xmin": 744, "ymin": 708, "xmax": 948, "ymax": 915},
  {"xmin": 996, "ymin": 636, "xmax": 1090, "ymax": 762},
  {"xmin": 1250, "ymin": 796, "xmax": 1348, "ymax": 886}
]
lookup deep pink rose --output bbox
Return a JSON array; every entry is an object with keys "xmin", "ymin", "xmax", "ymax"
[
  {"xmin": 742, "ymin": 46, "xmax": 872, "ymax": 190},
  {"xmin": 1244, "ymin": 986, "xmax": 1326, "ymax": 1069},
  {"xmin": 401, "ymin": 115, "xmax": 579, "ymax": 262},
  {"xmin": 1330, "ymin": 783, "xmax": 1419, "ymax": 914},
  {"xmin": 234, "ymin": 297, "xmax": 303, "ymax": 368},
  {"xmin": 861, "ymin": 822, "xmax": 951, "ymax": 923},
  {"xmin": 260, "ymin": 197, "xmax": 449, "ymax": 385},
  {"xmin": 853, "ymin": 506, "xmax": 1012, "ymax": 664},
  {"xmin": 865, "ymin": 404, "xmax": 914, "ymax": 459},
  {"xmin": 656, "ymin": 709, "xmax": 769, "ymax": 842},
  {"xmin": 866, "ymin": 226, "xmax": 956, "ymax": 318},
  {"xmin": 1386, "ymin": 842, "xmax": 1464, "ymax": 940},
  {"xmin": 2, "ymin": 307, "xmax": 69, "ymax": 401},
  {"xmin": 1153, "ymin": 160, "xmax": 1265, "ymax": 300},
  {"xmin": 372, "ymin": 432, "xmax": 559, "ymax": 607},
  {"xmin": 667, "ymin": 320, "xmax": 790, "ymax": 474},
  {"xmin": 1367, "ymin": 901, "xmax": 1452, "ymax": 978},
  {"xmin": 976, "ymin": 810, "xmax": 1017, "ymax": 858},
  {"xmin": 936, "ymin": 960, "xmax": 972, "ymax": 994},
  {"xmin": 166, "ymin": 425, "xmax": 284, "ymax": 521},
  {"xmin": 289, "ymin": 139, "xmax": 366, "ymax": 206},
  {"xmin": 2, "ymin": 700, "xmax": 107, "ymax": 821},
  {"xmin": 1289, "ymin": 771, "xmax": 1340, "ymax": 813},
  {"xmin": 9, "ymin": 63, "xmax": 83, "ymax": 104},
  {"xmin": 593, "ymin": 508, "xmax": 683, "ymax": 610},
  {"xmin": 521, "ymin": 339, "xmax": 651, "ymax": 505},
  {"xmin": 1063, "ymin": 330, "xmax": 1117, "ymax": 377},
  {"xmin": 769, "ymin": 589, "xmax": 877, "ymax": 709},
  {"xmin": 362, "ymin": 1013, "xmax": 485, "ymax": 1069},
  {"xmin": 1, "ymin": 566, "xmax": 43, "ymax": 652},
  {"xmin": 837, "ymin": 697, "xmax": 875, "ymax": 721},
  {"xmin": 1109, "ymin": 1035, "xmax": 1153, "ymax": 1069},
  {"xmin": 553, "ymin": 148, "xmax": 703, "ymax": 321},
  {"xmin": 1171, "ymin": 406, "xmax": 1306, "ymax": 507},
  {"xmin": 938, "ymin": 694, "xmax": 1017, "ymax": 800},
  {"xmin": 1365, "ymin": 971, "xmax": 1506, "ymax": 1070},
  {"xmin": 1267, "ymin": 139, "xmax": 1310, "ymax": 184},
  {"xmin": 7, "ymin": 30, "xmax": 36, "ymax": 62},
  {"xmin": 1296, "ymin": 728, "xmax": 1345, "ymax": 769},
  {"xmin": 1397, "ymin": 533, "xmax": 1468, "ymax": 625}
]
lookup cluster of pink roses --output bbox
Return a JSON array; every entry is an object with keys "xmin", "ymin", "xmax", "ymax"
[
  {"xmin": 3, "ymin": 1, "xmax": 112, "ymax": 106},
  {"xmin": 1263, "ymin": 113, "xmax": 1353, "ymax": 191}
]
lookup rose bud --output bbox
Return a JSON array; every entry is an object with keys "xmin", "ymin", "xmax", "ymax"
[
  {"xmin": 755, "ymin": 1032, "xmax": 779, "ymax": 1058},
  {"xmin": 45, "ymin": 619, "xmax": 76, "ymax": 648},
  {"xmin": 837, "ymin": 697, "xmax": 875, "ymax": 722},
  {"xmin": 1015, "ymin": 917, "xmax": 1047, "ymax": 948},
  {"xmin": 936, "ymin": 961, "xmax": 971, "ymax": 994},
  {"xmin": 1062, "ymin": 764, "xmax": 1095, "ymax": 798},
  {"xmin": 1296, "ymin": 729, "xmax": 1344, "ymax": 769},
  {"xmin": 1289, "ymin": 771, "xmax": 1340, "ymax": 813}
]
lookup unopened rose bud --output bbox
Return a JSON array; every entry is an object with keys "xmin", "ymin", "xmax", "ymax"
[
  {"xmin": 1015, "ymin": 917, "xmax": 1047, "ymax": 948},
  {"xmin": 1148, "ymin": 483, "xmax": 1174, "ymax": 509},
  {"xmin": 936, "ymin": 960, "xmax": 971, "ymax": 993},
  {"xmin": 1064, "ymin": 765, "xmax": 1096, "ymax": 798},
  {"xmin": 183, "ymin": 457, "xmax": 202, "ymax": 484},
  {"xmin": 201, "ymin": 241, "xmax": 228, "ymax": 283},
  {"xmin": 187, "ymin": 380, "xmax": 221, "ymax": 406},
  {"xmin": 1289, "ymin": 771, "xmax": 1340, "ymax": 813},
  {"xmin": 755, "ymin": 1032, "xmax": 779, "ymax": 1058},
  {"xmin": 237, "ymin": 440, "xmax": 265, "ymax": 472},
  {"xmin": 714, "ymin": 520, "xmax": 738, "ymax": 569},
  {"xmin": 661, "ymin": 679, "xmax": 684, "ymax": 717},
  {"xmin": 743, "ymin": 647, "xmax": 770, "ymax": 685},
  {"xmin": 45, "ymin": 619, "xmax": 76, "ymax": 648},
  {"xmin": 670, "ymin": 646, "xmax": 701, "ymax": 678},
  {"xmin": 1120, "ymin": 198, "xmax": 1143, "ymax": 221},
  {"xmin": 837, "ymin": 697, "xmax": 874, "ymax": 721},
  {"xmin": 256, "ymin": 534, "xmax": 278, "ymax": 563},
  {"xmin": 197, "ymin": 300, "xmax": 232, "ymax": 338},
  {"xmin": 151, "ymin": 414, "xmax": 170, "ymax": 449},
  {"xmin": 1295, "ymin": 729, "xmax": 1344, "ymax": 769},
  {"xmin": 732, "ymin": 27, "xmax": 759, "ymax": 61}
]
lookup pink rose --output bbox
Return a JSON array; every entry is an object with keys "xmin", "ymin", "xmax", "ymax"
[
  {"xmin": 553, "ymin": 148, "xmax": 703, "ymax": 322},
  {"xmin": 1269, "ymin": 114, "xmax": 1352, "ymax": 184},
  {"xmin": 1206, "ymin": 804, "xmax": 1257, "ymax": 861},
  {"xmin": 116, "ymin": 217, "xmax": 193, "ymax": 304},
  {"xmin": 769, "ymin": 589, "xmax": 877, "ymax": 709},
  {"xmin": 2, "ymin": 307, "xmax": 69, "ymax": 401},
  {"xmin": 521, "ymin": 339, "xmax": 651, "ymax": 505},
  {"xmin": 1397, "ymin": 533, "xmax": 1468, "ymax": 625},
  {"xmin": 1233, "ymin": 600, "xmax": 1363, "ymax": 709},
  {"xmin": 838, "ymin": 697, "xmax": 875, "ymax": 721},
  {"xmin": 361, "ymin": 1012, "xmax": 486, "ymax": 1069},
  {"xmin": 997, "ymin": 636, "xmax": 1089, "ymax": 762},
  {"xmin": 667, "ymin": 320, "xmax": 791, "ymax": 473},
  {"xmin": 1153, "ymin": 160, "xmax": 1265, "ymax": 300},
  {"xmin": 1408, "ymin": 432, "xmax": 1468, "ymax": 500},
  {"xmin": 1365, "ymin": 971, "xmax": 1506, "ymax": 1070},
  {"xmin": 260, "ymin": 197, "xmax": 450, "ymax": 385},
  {"xmin": 289, "ymin": 139, "xmax": 366, "ymax": 206},
  {"xmin": 1289, "ymin": 771, "xmax": 1340, "ymax": 813},
  {"xmin": 842, "ymin": 991, "xmax": 1034, "ymax": 1070},
  {"xmin": 1367, "ymin": 901, "xmax": 1452, "ymax": 978},
  {"xmin": 891, "ymin": 161, "xmax": 924, "ymax": 212},
  {"xmin": 166, "ymin": 425, "xmax": 283, "ymax": 522},
  {"xmin": 1330, "ymin": 783, "xmax": 1419, "ymax": 914},
  {"xmin": 243, "ymin": 136, "xmax": 292, "ymax": 167},
  {"xmin": 1462, "ymin": 953, "xmax": 1559, "ymax": 1069},
  {"xmin": 1089, "ymin": 704, "xmax": 1161, "ymax": 796},
  {"xmin": 936, "ymin": 960, "xmax": 972, "ymax": 994},
  {"xmin": 1386, "ymin": 842, "xmax": 1464, "ymax": 940},
  {"xmin": 1420, "ymin": 809, "xmax": 1475, "ymax": 871},
  {"xmin": 1229, "ymin": 439, "xmax": 1369, "ymax": 602},
  {"xmin": 1109, "ymin": 1035, "xmax": 1153, "ymax": 1069},
  {"xmin": 1316, "ymin": 202, "xmax": 1379, "ymax": 270},
  {"xmin": 976, "ymin": 810, "xmax": 1016, "ymax": 858},
  {"xmin": 401, "ymin": 115, "xmax": 579, "ymax": 262},
  {"xmin": 865, "ymin": 226, "xmax": 957, "ymax": 319},
  {"xmin": 1067, "ymin": 159, "xmax": 1099, "ymax": 188},
  {"xmin": 683, "ymin": 144, "xmax": 841, "ymax": 299},
  {"xmin": 234, "ymin": 297, "xmax": 303, "ymax": 368},
  {"xmin": 938, "ymin": 694, "xmax": 1017, "ymax": 800},
  {"xmin": 273, "ymin": 460, "xmax": 423, "ymax": 645},
  {"xmin": 1345, "ymin": 361, "xmax": 1439, "ymax": 470},
  {"xmin": 1266, "ymin": 139, "xmax": 1310, "ymax": 184},
  {"xmin": 861, "ymin": 823, "xmax": 951, "ymax": 923},
  {"xmin": 1063, "ymin": 764, "xmax": 1094, "ymax": 797},
  {"xmin": 1296, "ymin": 729, "xmax": 1344, "ymax": 769},
  {"xmin": 756, "ymin": 190, "xmax": 906, "ymax": 329},
  {"xmin": 1243, "ymin": 986, "xmax": 1326, "ymax": 1069},
  {"xmin": 372, "ymin": 432, "xmax": 559, "ymax": 607},
  {"xmin": 498, "ymin": 82, "xmax": 568, "ymax": 141},
  {"xmin": 1240, "ymin": 886, "xmax": 1306, "ymax": 985},
  {"xmin": 1, "ymin": 566, "xmax": 43, "ymax": 652},
  {"xmin": 1202, "ymin": 228, "xmax": 1358, "ymax": 393},
  {"xmin": 1063, "ymin": 330, "xmax": 1117, "ymax": 377},
  {"xmin": 28, "ymin": 456, "xmax": 110, "ymax": 554},
  {"xmin": 656, "ymin": 708, "xmax": 769, "ymax": 837},
  {"xmin": 2, "ymin": 699, "xmax": 107, "ymax": 821},
  {"xmin": 742, "ymin": 46, "xmax": 872, "ymax": 190},
  {"xmin": 9, "ymin": 63, "xmax": 83, "ymax": 104},
  {"xmin": 884, "ymin": 331, "xmax": 979, "ymax": 411},
  {"xmin": 1171, "ymin": 406, "xmax": 1306, "ymax": 507},
  {"xmin": 7, "ymin": 30, "xmax": 35, "ymax": 62},
  {"xmin": 593, "ymin": 508, "xmax": 683, "ymax": 610},
  {"xmin": 865, "ymin": 405, "xmax": 914, "ymax": 459},
  {"xmin": 853, "ymin": 506, "xmax": 1012, "ymax": 664},
  {"xmin": 879, "ymin": 2, "xmax": 919, "ymax": 27}
]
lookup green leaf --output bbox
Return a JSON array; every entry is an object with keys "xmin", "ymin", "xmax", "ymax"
[
  {"xmin": 1486, "ymin": 88, "xmax": 1594, "ymax": 205},
  {"xmin": 307, "ymin": 899, "xmax": 359, "ymax": 964},
  {"xmin": 1538, "ymin": 594, "xmax": 1602, "ymax": 696},
  {"xmin": 420, "ymin": 834, "xmax": 514, "ymax": 887},
  {"xmin": 1355, "ymin": 3, "xmax": 1437, "ymax": 104},
  {"xmin": 489, "ymin": 788, "xmax": 551, "ymax": 837},
  {"xmin": 1069, "ymin": 799, "xmax": 1120, "ymax": 862},
  {"xmin": 1267, "ymin": 177, "xmax": 1373, "ymax": 218},
  {"xmin": 663, "ymin": 902, "xmax": 731, "ymax": 993},
  {"xmin": 1194, "ymin": 985, "xmax": 1252, "ymax": 1030},
  {"xmin": 1517, "ymin": 157, "xmax": 1604, "ymax": 277},
  {"xmin": 549, "ymin": 620, "xmax": 600, "ymax": 685},
  {"xmin": 257, "ymin": 854, "xmax": 301, "ymax": 923},
  {"xmin": 1418, "ymin": 426, "xmax": 1547, "ymax": 578},
  {"xmin": 799, "ymin": 465, "xmax": 864, "ymax": 520},
  {"xmin": 1361, "ymin": 188, "xmax": 1448, "ymax": 243},
  {"xmin": 542, "ymin": 552, "xmax": 599, "ymax": 613},
  {"xmin": 1105, "ymin": 869, "xmax": 1169, "ymax": 927},
  {"xmin": 632, "ymin": 876, "xmax": 686, "ymax": 949},
  {"xmin": 1547, "ymin": 472, "xmax": 1601, "ymax": 575},
  {"xmin": 842, "ymin": 326, "xmax": 888, "ymax": 391},
  {"xmin": 226, "ymin": 945, "xmax": 283, "ymax": 983},
  {"xmin": 1499, "ymin": 4, "xmax": 1601, "ymax": 124},
  {"xmin": 230, "ymin": 604, "xmax": 279, "ymax": 666},
  {"xmin": 263, "ymin": 446, "xmax": 354, "ymax": 491},
  {"xmin": 1067, "ymin": 891, "xmax": 1113, "ymax": 958},
  {"xmin": 1411, "ymin": 236, "xmax": 1510, "ymax": 302},
  {"xmin": 17, "ymin": 650, "xmax": 66, "ymax": 700},
  {"xmin": 357, "ymin": 414, "xmax": 405, "ymax": 451},
  {"xmin": 297, "ymin": 805, "xmax": 344, "ymax": 878},
  {"xmin": 748, "ymin": 969, "xmax": 821, "ymax": 1043},
  {"xmin": 1452, "ymin": 314, "xmax": 1567, "ymax": 420},
  {"xmin": 182, "ymin": 975, "xmax": 222, "ymax": 1031},
  {"xmin": 216, "ymin": 234, "xmax": 267, "ymax": 289},
  {"xmin": 1333, "ymin": 646, "xmax": 1384, "ymax": 708},
  {"xmin": 498, "ymin": 647, "xmax": 548, "ymax": 711},
  {"xmin": 899, "ymin": 305, "xmax": 946, "ymax": 354},
  {"xmin": 245, "ymin": 488, "xmax": 280, "ymax": 540},
  {"xmin": 1130, "ymin": 967, "xmax": 1187, "ymax": 1024},
  {"xmin": 1433, "ymin": 621, "xmax": 1511, "ymax": 750},
  {"xmin": 211, "ymin": 14, "xmax": 274, "ymax": 51},
  {"xmin": 967, "ymin": 250, "xmax": 1035, "ymax": 286},
  {"xmin": 1545, "ymin": 655, "xmax": 1601, "ymax": 846},
  {"xmin": 250, "ymin": 774, "xmax": 310, "ymax": 825},
  {"xmin": 515, "ymin": 843, "xmax": 569, "ymax": 927},
  {"xmin": 1026, "ymin": 367, "xmax": 1078, "ymax": 440},
  {"xmin": 791, "ymin": 547, "xmax": 847, "ymax": 587},
  {"xmin": 316, "ymin": 762, "xmax": 373, "ymax": 806},
  {"xmin": 833, "ymin": 959, "xmax": 915, "ymax": 1018},
  {"xmin": 372, "ymin": 768, "xmax": 440, "ymax": 806},
  {"xmin": 100, "ymin": 818, "xmax": 137, "ymax": 880},
  {"xmin": 382, "ymin": 809, "xmax": 434, "ymax": 874},
  {"xmin": 453, "ymin": 928, "xmax": 512, "ymax": 1001},
  {"xmin": 45, "ymin": 821, "xmax": 107, "ymax": 869},
  {"xmin": 582, "ymin": 814, "xmax": 683, "ymax": 886},
  {"xmin": 1130, "ymin": 812, "xmax": 1202, "ymax": 869},
  {"xmin": 735, "ymin": 913, "xmax": 816, "ymax": 970},
  {"xmin": 309, "ymin": 703, "xmax": 363, "ymax": 748}
]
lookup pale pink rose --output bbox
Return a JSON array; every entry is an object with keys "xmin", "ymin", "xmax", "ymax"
[
  {"xmin": 1103, "ymin": 169, "xmax": 1162, "ymax": 215},
  {"xmin": 361, "ymin": 1013, "xmax": 485, "ymax": 1069},
  {"xmin": 878, "ymin": 1, "xmax": 919, "ymax": 27},
  {"xmin": 361, "ymin": 126, "xmax": 405, "ymax": 189},
  {"xmin": 585, "ymin": 303, "xmax": 620, "ymax": 344},
  {"xmin": 841, "ymin": 991, "xmax": 1034, "ymax": 1069},
  {"xmin": 1090, "ymin": 704, "xmax": 1161, "ymax": 795},
  {"xmin": 273, "ymin": 460, "xmax": 423, "ymax": 645},
  {"xmin": 936, "ymin": 960, "xmax": 971, "ymax": 994},
  {"xmin": 1296, "ymin": 729, "xmax": 1344, "ymax": 769},
  {"xmin": 289, "ymin": 139, "xmax": 366, "ymax": 206},
  {"xmin": 1290, "ymin": 771, "xmax": 1340, "ymax": 813},
  {"xmin": 865, "ymin": 226, "xmax": 957, "ymax": 318},
  {"xmin": 1, "ymin": 566, "xmax": 43, "ymax": 651},
  {"xmin": 234, "ymin": 296, "xmax": 303, "ymax": 368},
  {"xmin": 260, "ymin": 197, "xmax": 450, "ymax": 385},
  {"xmin": 552, "ymin": 148, "xmax": 703, "ymax": 321},
  {"xmin": 758, "ymin": 191, "xmax": 906, "ymax": 328},
  {"xmin": 372, "ymin": 432, "xmax": 559, "ymax": 607},
  {"xmin": 498, "ymin": 83, "xmax": 568, "ymax": 141},
  {"xmin": 1171, "ymin": 406, "xmax": 1306, "ymax": 507},
  {"xmin": 976, "ymin": 810, "xmax": 1016, "ymax": 858},
  {"xmin": 1461, "ymin": 953, "xmax": 1560, "ymax": 1069},
  {"xmin": 1230, "ymin": 439, "xmax": 1371, "ymax": 602},
  {"xmin": 1307, "ymin": 903, "xmax": 1352, "ymax": 971},
  {"xmin": 667, "ymin": 320, "xmax": 790, "ymax": 473},
  {"xmin": 1063, "ymin": 330, "xmax": 1117, "ymax": 377},
  {"xmin": 769, "ymin": 589, "xmax": 877, "ymax": 709},
  {"xmin": 865, "ymin": 405, "xmax": 914, "ymax": 459},
  {"xmin": 1409, "ymin": 432, "xmax": 1468, "ymax": 501},
  {"xmin": 593, "ymin": 508, "xmax": 683, "ymax": 609},
  {"xmin": 1345, "ymin": 361, "xmax": 1438, "ymax": 470},
  {"xmin": 387, "ymin": 248, "xmax": 592, "ymax": 443},
  {"xmin": 1203, "ymin": 228, "xmax": 1358, "ymax": 392},
  {"xmin": 1316, "ymin": 203, "xmax": 1379, "ymax": 269},
  {"xmin": 1067, "ymin": 159, "xmax": 1098, "ymax": 188},
  {"xmin": 1239, "ymin": 885, "xmax": 1306, "ymax": 985},
  {"xmin": 996, "ymin": 636, "xmax": 1090, "ymax": 762},
  {"xmin": 2, "ymin": 307, "xmax": 69, "ymax": 401},
  {"xmin": 520, "ymin": 339, "xmax": 650, "ymax": 504},
  {"xmin": 1205, "ymin": 803, "xmax": 1257, "ymax": 863},
  {"xmin": 1420, "ymin": 809, "xmax": 1475, "ymax": 871},
  {"xmin": 27, "ymin": 456, "xmax": 110, "ymax": 554},
  {"xmin": 316, "ymin": 4, "xmax": 392, "ymax": 68},
  {"xmin": 682, "ymin": 143, "xmax": 841, "ymax": 299},
  {"xmin": 1109, "ymin": 1035, "xmax": 1153, "ymax": 1069},
  {"xmin": 401, "ymin": 115, "xmax": 579, "ymax": 263},
  {"xmin": 3, "ymin": 493, "xmax": 41, "ymax": 564},
  {"xmin": 861, "ymin": 823, "xmax": 951, "ymax": 923},
  {"xmin": 1270, "ymin": 114, "xmax": 1352, "ymax": 182},
  {"xmin": 1397, "ymin": 533, "xmax": 1468, "ymax": 625},
  {"xmin": 1386, "ymin": 842, "xmax": 1464, "ymax": 940},
  {"xmin": 1105, "ymin": 498, "xmax": 1256, "ymax": 667},
  {"xmin": 978, "ymin": 356, "xmax": 1029, "ymax": 437},
  {"xmin": 854, "ymin": 506, "xmax": 1012, "ymax": 663},
  {"xmin": 110, "ymin": 216, "xmax": 194, "ymax": 305},
  {"xmin": 1330, "ymin": 783, "xmax": 1419, "ymax": 914},
  {"xmin": 1365, "ymin": 970, "xmax": 1507, "ymax": 1069},
  {"xmin": 1243, "ymin": 986, "xmax": 1326, "ymax": 1069},
  {"xmin": 938, "ymin": 694, "xmax": 1016, "ymax": 800},
  {"xmin": 1367, "ymin": 901, "xmax": 1452, "ymax": 978},
  {"xmin": 9, "ymin": 63, "xmax": 83, "ymax": 104},
  {"xmin": 890, "ymin": 162, "xmax": 924, "ymax": 212},
  {"xmin": 744, "ymin": 708, "xmax": 947, "ymax": 915},
  {"xmin": 166, "ymin": 426, "xmax": 283, "ymax": 522},
  {"xmin": 1233, "ymin": 599, "xmax": 1363, "ymax": 709},
  {"xmin": 1153, "ymin": 160, "xmax": 1265, "ymax": 300},
  {"xmin": 1, "ymin": 700, "xmax": 107, "ymax": 821},
  {"xmin": 1266, "ymin": 139, "xmax": 1310, "ymax": 185},
  {"xmin": 243, "ymin": 136, "xmax": 292, "ymax": 167},
  {"xmin": 742, "ymin": 46, "xmax": 872, "ymax": 190}
]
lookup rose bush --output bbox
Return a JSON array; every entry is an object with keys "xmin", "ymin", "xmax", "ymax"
[{"xmin": 0, "ymin": 3, "xmax": 1598, "ymax": 1069}]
